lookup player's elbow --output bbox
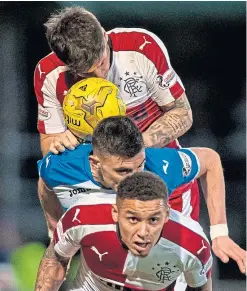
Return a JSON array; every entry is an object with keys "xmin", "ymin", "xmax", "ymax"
[
  {"xmin": 195, "ymin": 148, "xmax": 222, "ymax": 176},
  {"xmin": 205, "ymin": 148, "xmax": 221, "ymax": 169}
]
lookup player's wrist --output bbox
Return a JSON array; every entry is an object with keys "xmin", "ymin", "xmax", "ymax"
[{"xmin": 210, "ymin": 224, "xmax": 228, "ymax": 240}]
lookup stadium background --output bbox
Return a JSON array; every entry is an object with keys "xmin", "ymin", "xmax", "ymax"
[{"xmin": 0, "ymin": 1, "xmax": 245, "ymax": 290}]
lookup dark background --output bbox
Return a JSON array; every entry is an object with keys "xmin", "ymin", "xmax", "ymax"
[{"xmin": 0, "ymin": 2, "xmax": 245, "ymax": 290}]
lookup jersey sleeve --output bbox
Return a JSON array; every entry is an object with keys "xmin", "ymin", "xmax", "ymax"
[
  {"xmin": 37, "ymin": 153, "xmax": 58, "ymax": 188},
  {"xmin": 145, "ymin": 148, "xmax": 200, "ymax": 194},
  {"xmin": 53, "ymin": 206, "xmax": 84, "ymax": 258},
  {"xmin": 135, "ymin": 30, "xmax": 185, "ymax": 106},
  {"xmin": 184, "ymin": 253, "xmax": 212, "ymax": 288},
  {"xmin": 34, "ymin": 58, "xmax": 67, "ymax": 134}
]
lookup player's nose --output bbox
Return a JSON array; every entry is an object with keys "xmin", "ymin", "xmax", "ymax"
[{"xmin": 137, "ymin": 222, "xmax": 149, "ymax": 239}]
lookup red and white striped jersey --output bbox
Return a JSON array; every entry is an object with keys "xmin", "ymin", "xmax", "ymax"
[
  {"xmin": 34, "ymin": 28, "xmax": 185, "ymax": 148},
  {"xmin": 54, "ymin": 194, "xmax": 212, "ymax": 291}
]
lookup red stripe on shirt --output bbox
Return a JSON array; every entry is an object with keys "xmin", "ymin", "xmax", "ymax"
[
  {"xmin": 81, "ymin": 231, "xmax": 128, "ymax": 283},
  {"xmin": 61, "ymin": 204, "xmax": 114, "ymax": 234},
  {"xmin": 109, "ymin": 31, "xmax": 169, "ymax": 75},
  {"xmin": 162, "ymin": 220, "xmax": 211, "ymax": 265}
]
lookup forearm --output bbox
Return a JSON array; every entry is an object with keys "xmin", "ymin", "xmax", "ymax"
[
  {"xmin": 35, "ymin": 242, "xmax": 69, "ymax": 291},
  {"xmin": 38, "ymin": 178, "xmax": 65, "ymax": 235},
  {"xmin": 143, "ymin": 94, "xmax": 193, "ymax": 147},
  {"xmin": 194, "ymin": 148, "xmax": 227, "ymax": 225}
]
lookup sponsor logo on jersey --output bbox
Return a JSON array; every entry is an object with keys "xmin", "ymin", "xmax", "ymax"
[
  {"xmin": 197, "ymin": 240, "xmax": 207, "ymax": 255},
  {"xmin": 91, "ymin": 246, "xmax": 108, "ymax": 261},
  {"xmin": 178, "ymin": 151, "xmax": 192, "ymax": 177},
  {"xmin": 72, "ymin": 208, "xmax": 81, "ymax": 223},
  {"xmin": 156, "ymin": 69, "xmax": 176, "ymax": 89},
  {"xmin": 162, "ymin": 160, "xmax": 169, "ymax": 175},
  {"xmin": 38, "ymin": 105, "xmax": 51, "ymax": 121},
  {"xmin": 152, "ymin": 262, "xmax": 180, "ymax": 282},
  {"xmin": 118, "ymin": 72, "xmax": 145, "ymax": 98},
  {"xmin": 139, "ymin": 36, "xmax": 152, "ymax": 50},
  {"xmin": 69, "ymin": 188, "xmax": 92, "ymax": 197}
]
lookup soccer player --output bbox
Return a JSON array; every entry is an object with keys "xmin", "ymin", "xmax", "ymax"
[
  {"xmin": 35, "ymin": 6, "xmax": 192, "ymax": 155},
  {"xmin": 35, "ymin": 6, "xmax": 200, "ymax": 222},
  {"xmin": 38, "ymin": 116, "xmax": 246, "ymax": 274},
  {"xmin": 35, "ymin": 172, "xmax": 213, "ymax": 291}
]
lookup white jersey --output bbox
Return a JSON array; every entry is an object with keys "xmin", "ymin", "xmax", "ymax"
[
  {"xmin": 34, "ymin": 28, "xmax": 184, "ymax": 148},
  {"xmin": 54, "ymin": 195, "xmax": 212, "ymax": 291}
]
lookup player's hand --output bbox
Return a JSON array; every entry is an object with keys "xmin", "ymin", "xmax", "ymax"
[
  {"xmin": 212, "ymin": 236, "xmax": 246, "ymax": 274},
  {"xmin": 49, "ymin": 130, "xmax": 79, "ymax": 154}
]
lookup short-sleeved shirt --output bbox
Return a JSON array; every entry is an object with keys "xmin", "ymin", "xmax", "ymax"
[
  {"xmin": 34, "ymin": 28, "xmax": 185, "ymax": 148},
  {"xmin": 38, "ymin": 145, "xmax": 200, "ymax": 211},
  {"xmin": 54, "ymin": 196, "xmax": 212, "ymax": 290}
]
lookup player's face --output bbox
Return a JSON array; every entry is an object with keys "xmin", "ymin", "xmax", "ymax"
[
  {"xmin": 97, "ymin": 151, "xmax": 146, "ymax": 191},
  {"xmin": 112, "ymin": 199, "xmax": 169, "ymax": 257}
]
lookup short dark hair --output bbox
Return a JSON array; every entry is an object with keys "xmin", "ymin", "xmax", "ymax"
[
  {"xmin": 45, "ymin": 6, "xmax": 105, "ymax": 74},
  {"xmin": 92, "ymin": 116, "xmax": 144, "ymax": 158},
  {"xmin": 117, "ymin": 172, "xmax": 168, "ymax": 203}
]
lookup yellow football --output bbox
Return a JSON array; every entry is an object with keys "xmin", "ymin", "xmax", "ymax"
[{"xmin": 63, "ymin": 78, "xmax": 126, "ymax": 138}]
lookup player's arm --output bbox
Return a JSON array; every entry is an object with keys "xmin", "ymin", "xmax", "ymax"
[
  {"xmin": 185, "ymin": 278, "xmax": 212, "ymax": 291},
  {"xmin": 192, "ymin": 148, "xmax": 246, "ymax": 274},
  {"xmin": 38, "ymin": 177, "xmax": 64, "ymax": 238},
  {"xmin": 143, "ymin": 92, "xmax": 193, "ymax": 147},
  {"xmin": 134, "ymin": 31, "xmax": 192, "ymax": 147},
  {"xmin": 35, "ymin": 206, "xmax": 83, "ymax": 290},
  {"xmin": 35, "ymin": 240, "xmax": 69, "ymax": 291},
  {"xmin": 34, "ymin": 62, "xmax": 79, "ymax": 157}
]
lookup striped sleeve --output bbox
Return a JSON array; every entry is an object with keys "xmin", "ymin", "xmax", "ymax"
[{"xmin": 34, "ymin": 54, "xmax": 68, "ymax": 134}]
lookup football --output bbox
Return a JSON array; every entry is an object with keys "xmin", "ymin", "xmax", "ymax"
[{"xmin": 63, "ymin": 78, "xmax": 126, "ymax": 138}]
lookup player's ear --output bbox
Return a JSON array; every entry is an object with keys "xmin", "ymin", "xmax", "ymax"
[
  {"xmin": 89, "ymin": 154, "xmax": 100, "ymax": 170},
  {"xmin": 111, "ymin": 204, "xmax": 119, "ymax": 222},
  {"xmin": 164, "ymin": 204, "xmax": 170, "ymax": 224}
]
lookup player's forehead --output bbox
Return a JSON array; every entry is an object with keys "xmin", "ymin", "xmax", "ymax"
[
  {"xmin": 120, "ymin": 199, "xmax": 165, "ymax": 216},
  {"xmin": 106, "ymin": 151, "xmax": 145, "ymax": 168}
]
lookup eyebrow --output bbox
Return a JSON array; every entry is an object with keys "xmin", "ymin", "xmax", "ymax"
[{"xmin": 126, "ymin": 210, "xmax": 161, "ymax": 216}]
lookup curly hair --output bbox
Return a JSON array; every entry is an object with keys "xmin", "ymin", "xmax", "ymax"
[{"xmin": 117, "ymin": 172, "xmax": 168, "ymax": 203}]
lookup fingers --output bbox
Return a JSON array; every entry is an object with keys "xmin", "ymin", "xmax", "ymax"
[
  {"xmin": 64, "ymin": 130, "xmax": 80, "ymax": 148},
  {"xmin": 229, "ymin": 246, "xmax": 246, "ymax": 274},
  {"xmin": 212, "ymin": 237, "xmax": 247, "ymax": 274},
  {"xmin": 212, "ymin": 244, "xmax": 229, "ymax": 263},
  {"xmin": 49, "ymin": 130, "xmax": 80, "ymax": 154},
  {"xmin": 50, "ymin": 140, "xmax": 66, "ymax": 154}
]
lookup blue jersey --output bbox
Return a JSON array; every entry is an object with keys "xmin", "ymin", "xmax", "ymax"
[{"xmin": 38, "ymin": 145, "xmax": 200, "ymax": 210}]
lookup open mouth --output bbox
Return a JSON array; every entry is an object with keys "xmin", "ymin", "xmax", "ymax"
[{"xmin": 134, "ymin": 242, "xmax": 151, "ymax": 252}]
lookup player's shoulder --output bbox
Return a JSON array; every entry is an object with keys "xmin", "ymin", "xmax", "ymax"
[
  {"xmin": 145, "ymin": 147, "xmax": 179, "ymax": 168},
  {"xmin": 161, "ymin": 209, "xmax": 211, "ymax": 259},
  {"xmin": 108, "ymin": 27, "xmax": 165, "ymax": 52},
  {"xmin": 38, "ymin": 144, "xmax": 93, "ymax": 187},
  {"xmin": 145, "ymin": 147, "xmax": 197, "ymax": 165},
  {"xmin": 35, "ymin": 52, "xmax": 66, "ymax": 75},
  {"xmin": 46, "ymin": 144, "xmax": 92, "ymax": 165},
  {"xmin": 62, "ymin": 200, "xmax": 115, "ymax": 227},
  {"xmin": 34, "ymin": 52, "xmax": 69, "ymax": 90}
]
